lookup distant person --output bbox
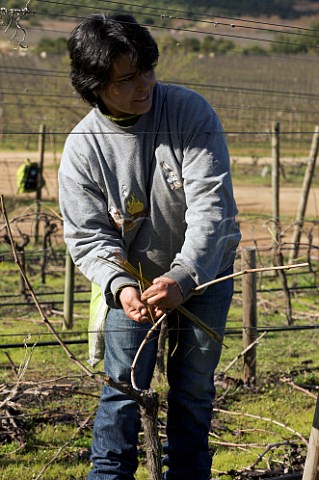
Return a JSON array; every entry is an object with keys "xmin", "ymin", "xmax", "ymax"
[{"xmin": 59, "ymin": 12, "xmax": 241, "ymax": 480}]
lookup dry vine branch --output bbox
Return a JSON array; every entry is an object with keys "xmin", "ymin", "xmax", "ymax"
[
  {"xmin": 41, "ymin": 216, "xmax": 58, "ymax": 284},
  {"xmin": 0, "ymin": 210, "xmax": 62, "ymax": 232},
  {"xmin": 280, "ymin": 377, "xmax": 318, "ymax": 400},
  {"xmin": 249, "ymin": 440, "xmax": 298, "ymax": 470},
  {"xmin": 214, "ymin": 408, "xmax": 308, "ymax": 445},
  {"xmin": 194, "ymin": 261, "xmax": 309, "ymax": 293},
  {"xmin": 221, "ymin": 331, "xmax": 267, "ymax": 375},
  {"xmin": 0, "ymin": 338, "xmax": 35, "ymax": 410},
  {"xmin": 105, "ymin": 256, "xmax": 309, "ymax": 378},
  {"xmin": 0, "ymin": 0, "xmax": 34, "ymax": 48},
  {"xmin": 34, "ymin": 413, "xmax": 94, "ymax": 480},
  {"xmin": 0, "ymin": 339, "xmax": 37, "ymax": 445},
  {"xmin": 4, "ymin": 351, "xmax": 19, "ymax": 377},
  {"xmin": 208, "ymin": 436, "xmax": 265, "ymax": 449},
  {"xmin": 131, "ymin": 260, "xmax": 307, "ymax": 389},
  {"xmin": 156, "ymin": 317, "xmax": 168, "ymax": 375},
  {"xmin": 3, "ymin": 227, "xmax": 30, "ymax": 298},
  {"xmin": 131, "ymin": 314, "xmax": 167, "ymax": 389}
]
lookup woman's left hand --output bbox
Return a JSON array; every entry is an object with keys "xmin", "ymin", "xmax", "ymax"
[{"xmin": 141, "ymin": 276, "xmax": 183, "ymax": 312}]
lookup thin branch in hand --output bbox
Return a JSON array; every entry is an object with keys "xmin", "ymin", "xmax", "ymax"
[
  {"xmin": 99, "ymin": 255, "xmax": 222, "ymax": 344},
  {"xmin": 131, "ymin": 314, "xmax": 167, "ymax": 390},
  {"xmin": 194, "ymin": 262, "xmax": 309, "ymax": 293}
]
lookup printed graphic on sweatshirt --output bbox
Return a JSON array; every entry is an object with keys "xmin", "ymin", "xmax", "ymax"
[
  {"xmin": 109, "ymin": 193, "xmax": 147, "ymax": 232},
  {"xmin": 160, "ymin": 161, "xmax": 183, "ymax": 190}
]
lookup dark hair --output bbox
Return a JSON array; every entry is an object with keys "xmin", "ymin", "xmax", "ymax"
[{"xmin": 67, "ymin": 13, "xmax": 159, "ymax": 107}]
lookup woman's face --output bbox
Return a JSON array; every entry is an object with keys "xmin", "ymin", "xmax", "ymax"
[{"xmin": 98, "ymin": 54, "xmax": 157, "ymax": 117}]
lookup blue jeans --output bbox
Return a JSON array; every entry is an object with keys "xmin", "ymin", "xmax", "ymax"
[{"xmin": 87, "ymin": 266, "xmax": 233, "ymax": 480}]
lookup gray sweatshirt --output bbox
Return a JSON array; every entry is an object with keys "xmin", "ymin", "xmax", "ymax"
[{"xmin": 58, "ymin": 82, "xmax": 241, "ymax": 306}]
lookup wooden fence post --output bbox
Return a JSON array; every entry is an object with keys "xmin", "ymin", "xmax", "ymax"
[
  {"xmin": 49, "ymin": 130, "xmax": 59, "ymax": 201},
  {"xmin": 34, "ymin": 123, "xmax": 46, "ymax": 244},
  {"xmin": 63, "ymin": 248, "xmax": 74, "ymax": 330},
  {"xmin": 270, "ymin": 122, "xmax": 293, "ymax": 324},
  {"xmin": 302, "ymin": 392, "xmax": 319, "ymax": 480},
  {"xmin": 271, "ymin": 121, "xmax": 280, "ymax": 256},
  {"xmin": 242, "ymin": 247, "xmax": 257, "ymax": 386},
  {"xmin": 289, "ymin": 125, "xmax": 319, "ymax": 264}
]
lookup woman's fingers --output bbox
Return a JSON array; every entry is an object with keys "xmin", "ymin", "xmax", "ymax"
[{"xmin": 141, "ymin": 277, "xmax": 183, "ymax": 310}]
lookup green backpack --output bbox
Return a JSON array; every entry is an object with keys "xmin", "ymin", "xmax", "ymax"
[{"xmin": 16, "ymin": 159, "xmax": 45, "ymax": 193}]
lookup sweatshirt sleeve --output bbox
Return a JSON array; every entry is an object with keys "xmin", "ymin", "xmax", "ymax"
[
  {"xmin": 163, "ymin": 94, "xmax": 240, "ymax": 297},
  {"xmin": 58, "ymin": 144, "xmax": 138, "ymax": 307}
]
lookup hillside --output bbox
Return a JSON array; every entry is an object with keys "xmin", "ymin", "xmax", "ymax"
[
  {"xmin": 4, "ymin": 0, "xmax": 319, "ymax": 20},
  {"xmin": 2, "ymin": 0, "xmax": 319, "ymax": 53},
  {"xmin": 1, "ymin": 0, "xmax": 319, "ymax": 156}
]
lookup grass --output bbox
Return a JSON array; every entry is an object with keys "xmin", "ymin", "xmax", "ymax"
[
  {"xmin": 231, "ymin": 162, "xmax": 319, "ymax": 187},
  {"xmin": 0, "ymin": 228, "xmax": 318, "ymax": 479},
  {"xmin": 0, "ymin": 145, "xmax": 318, "ymax": 477}
]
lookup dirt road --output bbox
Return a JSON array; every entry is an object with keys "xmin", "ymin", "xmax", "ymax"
[
  {"xmin": 1, "ymin": 151, "xmax": 318, "ymax": 247},
  {"xmin": 0, "ymin": 151, "xmax": 60, "ymax": 200}
]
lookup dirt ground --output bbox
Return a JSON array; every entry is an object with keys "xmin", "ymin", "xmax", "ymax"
[{"xmin": 1, "ymin": 151, "xmax": 319, "ymax": 249}]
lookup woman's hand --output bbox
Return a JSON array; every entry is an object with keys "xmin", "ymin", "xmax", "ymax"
[
  {"xmin": 141, "ymin": 277, "xmax": 183, "ymax": 312},
  {"xmin": 118, "ymin": 286, "xmax": 150, "ymax": 323}
]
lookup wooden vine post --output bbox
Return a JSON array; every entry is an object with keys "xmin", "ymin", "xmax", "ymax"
[
  {"xmin": 302, "ymin": 392, "xmax": 319, "ymax": 480},
  {"xmin": 63, "ymin": 248, "xmax": 75, "ymax": 330},
  {"xmin": 34, "ymin": 123, "xmax": 46, "ymax": 244},
  {"xmin": 241, "ymin": 247, "xmax": 257, "ymax": 386},
  {"xmin": 289, "ymin": 125, "xmax": 319, "ymax": 264},
  {"xmin": 271, "ymin": 121, "xmax": 280, "ymax": 256},
  {"xmin": 271, "ymin": 121, "xmax": 293, "ymax": 324}
]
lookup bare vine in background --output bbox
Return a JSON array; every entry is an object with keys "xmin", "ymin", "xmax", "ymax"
[
  {"xmin": 0, "ymin": 1, "xmax": 34, "ymax": 48},
  {"xmin": 0, "ymin": 207, "xmax": 63, "ymax": 288},
  {"xmin": 41, "ymin": 215, "xmax": 58, "ymax": 284},
  {"xmin": 1, "ymin": 194, "xmax": 94, "ymax": 378},
  {"xmin": 3, "ymin": 225, "xmax": 29, "ymax": 298}
]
